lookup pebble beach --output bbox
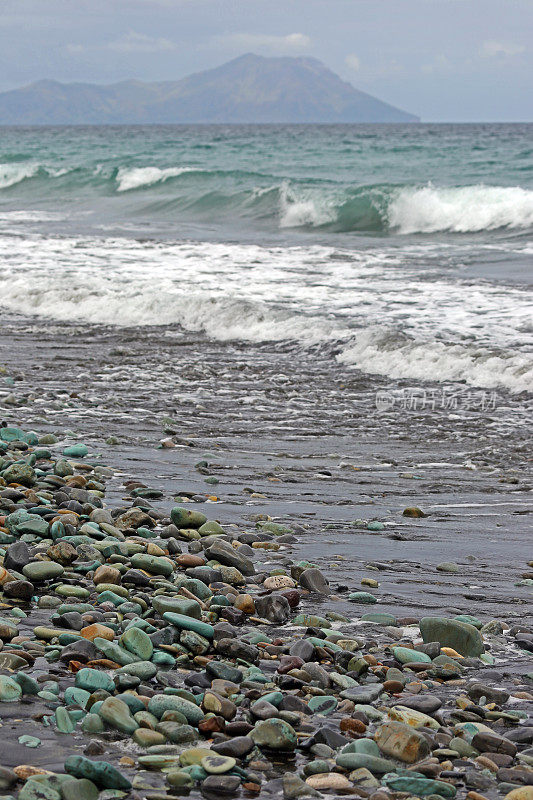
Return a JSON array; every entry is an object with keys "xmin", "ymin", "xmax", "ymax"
[{"xmin": 0, "ymin": 310, "xmax": 531, "ymax": 800}]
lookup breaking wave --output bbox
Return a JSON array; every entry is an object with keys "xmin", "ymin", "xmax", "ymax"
[{"xmin": 1, "ymin": 159, "xmax": 532, "ymax": 235}]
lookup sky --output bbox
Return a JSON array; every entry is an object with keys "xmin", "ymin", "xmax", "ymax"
[{"xmin": 0, "ymin": 0, "xmax": 531, "ymax": 121}]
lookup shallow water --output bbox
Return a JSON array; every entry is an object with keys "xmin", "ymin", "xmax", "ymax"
[{"xmin": 0, "ymin": 124, "xmax": 532, "ymax": 395}]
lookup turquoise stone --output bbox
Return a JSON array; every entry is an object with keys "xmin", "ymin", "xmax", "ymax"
[
  {"xmin": 307, "ymin": 695, "xmax": 338, "ymax": 716},
  {"xmin": 147, "ymin": 694, "xmax": 204, "ymax": 725},
  {"xmin": 55, "ymin": 706, "xmax": 76, "ymax": 733},
  {"xmin": 336, "ymin": 753, "xmax": 394, "ymax": 773},
  {"xmin": 151, "ymin": 595, "xmax": 201, "ymax": 618},
  {"xmin": 120, "ymin": 627, "xmax": 153, "ymax": 660},
  {"xmin": 75, "ymin": 667, "xmax": 115, "ymax": 694},
  {"xmin": 162, "ymin": 612, "xmax": 214, "ymax": 639},
  {"xmin": 64, "ymin": 756, "xmax": 131, "ymax": 790},
  {"xmin": 63, "ymin": 444, "xmax": 89, "ymax": 457},
  {"xmin": 0, "ymin": 675, "xmax": 23, "ymax": 702},
  {"xmin": 382, "ymin": 774, "xmax": 456, "ymax": 797},
  {"xmin": 393, "ymin": 646, "xmax": 431, "ymax": 664},
  {"xmin": 349, "ymin": 592, "xmax": 377, "ymax": 604}
]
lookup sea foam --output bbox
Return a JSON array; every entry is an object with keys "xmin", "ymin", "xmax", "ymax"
[
  {"xmin": 0, "ymin": 163, "xmax": 40, "ymax": 189},
  {"xmin": 388, "ymin": 184, "xmax": 533, "ymax": 233},
  {"xmin": 115, "ymin": 166, "xmax": 200, "ymax": 192}
]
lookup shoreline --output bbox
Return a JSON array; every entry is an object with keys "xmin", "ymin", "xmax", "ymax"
[{"xmin": 0, "ymin": 313, "xmax": 531, "ymax": 798}]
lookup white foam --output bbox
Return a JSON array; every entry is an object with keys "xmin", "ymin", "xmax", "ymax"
[
  {"xmin": 279, "ymin": 182, "xmax": 335, "ymax": 228},
  {"xmin": 338, "ymin": 326, "xmax": 533, "ymax": 394},
  {"xmin": 115, "ymin": 166, "xmax": 199, "ymax": 192},
  {"xmin": 0, "ymin": 162, "xmax": 39, "ymax": 189},
  {"xmin": 388, "ymin": 184, "xmax": 533, "ymax": 233},
  {"xmin": 0, "ymin": 233, "xmax": 531, "ymax": 393}
]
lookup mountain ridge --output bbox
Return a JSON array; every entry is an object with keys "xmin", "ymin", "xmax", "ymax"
[{"xmin": 0, "ymin": 54, "xmax": 419, "ymax": 125}]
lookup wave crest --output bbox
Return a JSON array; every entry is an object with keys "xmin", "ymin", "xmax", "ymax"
[
  {"xmin": 115, "ymin": 166, "xmax": 201, "ymax": 191},
  {"xmin": 388, "ymin": 184, "xmax": 533, "ymax": 233}
]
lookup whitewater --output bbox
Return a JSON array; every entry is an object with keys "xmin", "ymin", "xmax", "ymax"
[{"xmin": 0, "ymin": 123, "xmax": 532, "ymax": 394}]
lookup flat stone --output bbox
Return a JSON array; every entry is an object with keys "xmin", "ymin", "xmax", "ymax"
[
  {"xmin": 148, "ymin": 694, "xmax": 204, "ymax": 725},
  {"xmin": 152, "ymin": 595, "xmax": 202, "ymax": 618},
  {"xmin": 420, "ymin": 616, "xmax": 484, "ymax": 657},
  {"xmin": 388, "ymin": 705, "xmax": 440, "ymax": 729},
  {"xmin": 75, "ymin": 667, "xmax": 115, "ymax": 694},
  {"xmin": 120, "ymin": 626, "xmax": 153, "ymax": 660},
  {"xmin": 251, "ymin": 719, "xmax": 297, "ymax": 750},
  {"xmin": 0, "ymin": 675, "xmax": 23, "ymax": 701},
  {"xmin": 340, "ymin": 685, "xmax": 383, "ymax": 703},
  {"xmin": 99, "ymin": 696, "xmax": 139, "ymax": 734},
  {"xmin": 200, "ymin": 755, "xmax": 236, "ymax": 775},
  {"xmin": 201, "ymin": 775, "xmax": 241, "ymax": 795},
  {"xmin": 23, "ymin": 562, "xmax": 64, "ymax": 581},
  {"xmin": 163, "ymin": 612, "xmax": 214, "ymax": 639},
  {"xmin": 306, "ymin": 774, "xmax": 352, "ymax": 791},
  {"xmin": 382, "ymin": 774, "xmax": 456, "ymax": 797},
  {"xmin": 393, "ymin": 646, "xmax": 431, "ymax": 664},
  {"xmin": 375, "ymin": 720, "xmax": 431, "ymax": 762},
  {"xmin": 336, "ymin": 753, "xmax": 396, "ymax": 774},
  {"xmin": 64, "ymin": 756, "xmax": 131, "ymax": 790}
]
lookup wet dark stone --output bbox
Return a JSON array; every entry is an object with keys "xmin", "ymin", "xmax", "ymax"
[
  {"xmin": 201, "ymin": 775, "xmax": 241, "ymax": 796},
  {"xmin": 211, "ymin": 736, "xmax": 255, "ymax": 758},
  {"xmin": 392, "ymin": 695, "xmax": 443, "ymax": 714},
  {"xmin": 59, "ymin": 639, "xmax": 98, "ymax": 663},
  {"xmin": 281, "ymin": 695, "xmax": 311, "ymax": 715},
  {"xmin": 122, "ymin": 569, "xmax": 151, "ymax": 587},
  {"xmin": 289, "ymin": 639, "xmax": 315, "ymax": 661},
  {"xmin": 301, "ymin": 727, "xmax": 349, "ymax": 749},
  {"xmin": 472, "ymin": 732, "xmax": 517, "ymax": 757},
  {"xmin": 214, "ymin": 638, "xmax": 259, "ymax": 663},
  {"xmin": 4, "ymin": 541, "xmax": 31, "ymax": 572},
  {"xmin": 506, "ymin": 727, "xmax": 533, "ymax": 744},
  {"xmin": 467, "ymin": 683, "xmax": 510, "ymax": 704},
  {"xmin": 3, "ymin": 580, "xmax": 34, "ymax": 600},
  {"xmin": 219, "ymin": 608, "xmax": 245, "ymax": 625},
  {"xmin": 254, "ymin": 594, "xmax": 291, "ymax": 624},
  {"xmin": 497, "ymin": 769, "xmax": 533, "ymax": 786},
  {"xmin": 298, "ymin": 568, "xmax": 329, "ymax": 594},
  {"xmin": 224, "ymin": 721, "xmax": 253, "ymax": 736}
]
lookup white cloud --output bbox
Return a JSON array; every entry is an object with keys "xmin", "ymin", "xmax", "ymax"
[
  {"xmin": 217, "ymin": 32, "xmax": 311, "ymax": 54},
  {"xmin": 67, "ymin": 31, "xmax": 176, "ymax": 55},
  {"xmin": 345, "ymin": 54, "xmax": 360, "ymax": 71},
  {"xmin": 421, "ymin": 54, "xmax": 452, "ymax": 74},
  {"xmin": 480, "ymin": 40, "xmax": 525, "ymax": 58},
  {"xmin": 107, "ymin": 31, "xmax": 176, "ymax": 53}
]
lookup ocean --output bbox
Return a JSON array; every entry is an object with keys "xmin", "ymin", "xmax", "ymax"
[{"xmin": 0, "ymin": 123, "xmax": 532, "ymax": 393}]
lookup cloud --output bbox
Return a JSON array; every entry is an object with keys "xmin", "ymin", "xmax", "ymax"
[
  {"xmin": 217, "ymin": 32, "xmax": 311, "ymax": 54},
  {"xmin": 67, "ymin": 31, "xmax": 177, "ymax": 55},
  {"xmin": 345, "ymin": 54, "xmax": 360, "ymax": 71},
  {"xmin": 480, "ymin": 40, "xmax": 525, "ymax": 58},
  {"xmin": 421, "ymin": 54, "xmax": 452, "ymax": 74},
  {"xmin": 107, "ymin": 31, "xmax": 176, "ymax": 53}
]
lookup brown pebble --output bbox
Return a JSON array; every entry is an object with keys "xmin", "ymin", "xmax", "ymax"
[
  {"xmin": 14, "ymin": 766, "xmax": 53, "ymax": 779},
  {"xmin": 383, "ymin": 680, "xmax": 404, "ymax": 693},
  {"xmin": 340, "ymin": 717, "xmax": 367, "ymax": 735},
  {"xmin": 176, "ymin": 554, "xmax": 206, "ymax": 568}
]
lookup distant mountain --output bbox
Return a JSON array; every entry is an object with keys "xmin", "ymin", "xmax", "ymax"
[{"xmin": 0, "ymin": 54, "xmax": 419, "ymax": 125}]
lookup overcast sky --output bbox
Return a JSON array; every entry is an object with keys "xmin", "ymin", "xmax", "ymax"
[{"xmin": 0, "ymin": 0, "xmax": 531, "ymax": 121}]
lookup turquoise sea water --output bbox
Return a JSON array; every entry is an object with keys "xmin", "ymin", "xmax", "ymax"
[{"xmin": 0, "ymin": 124, "xmax": 532, "ymax": 391}]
